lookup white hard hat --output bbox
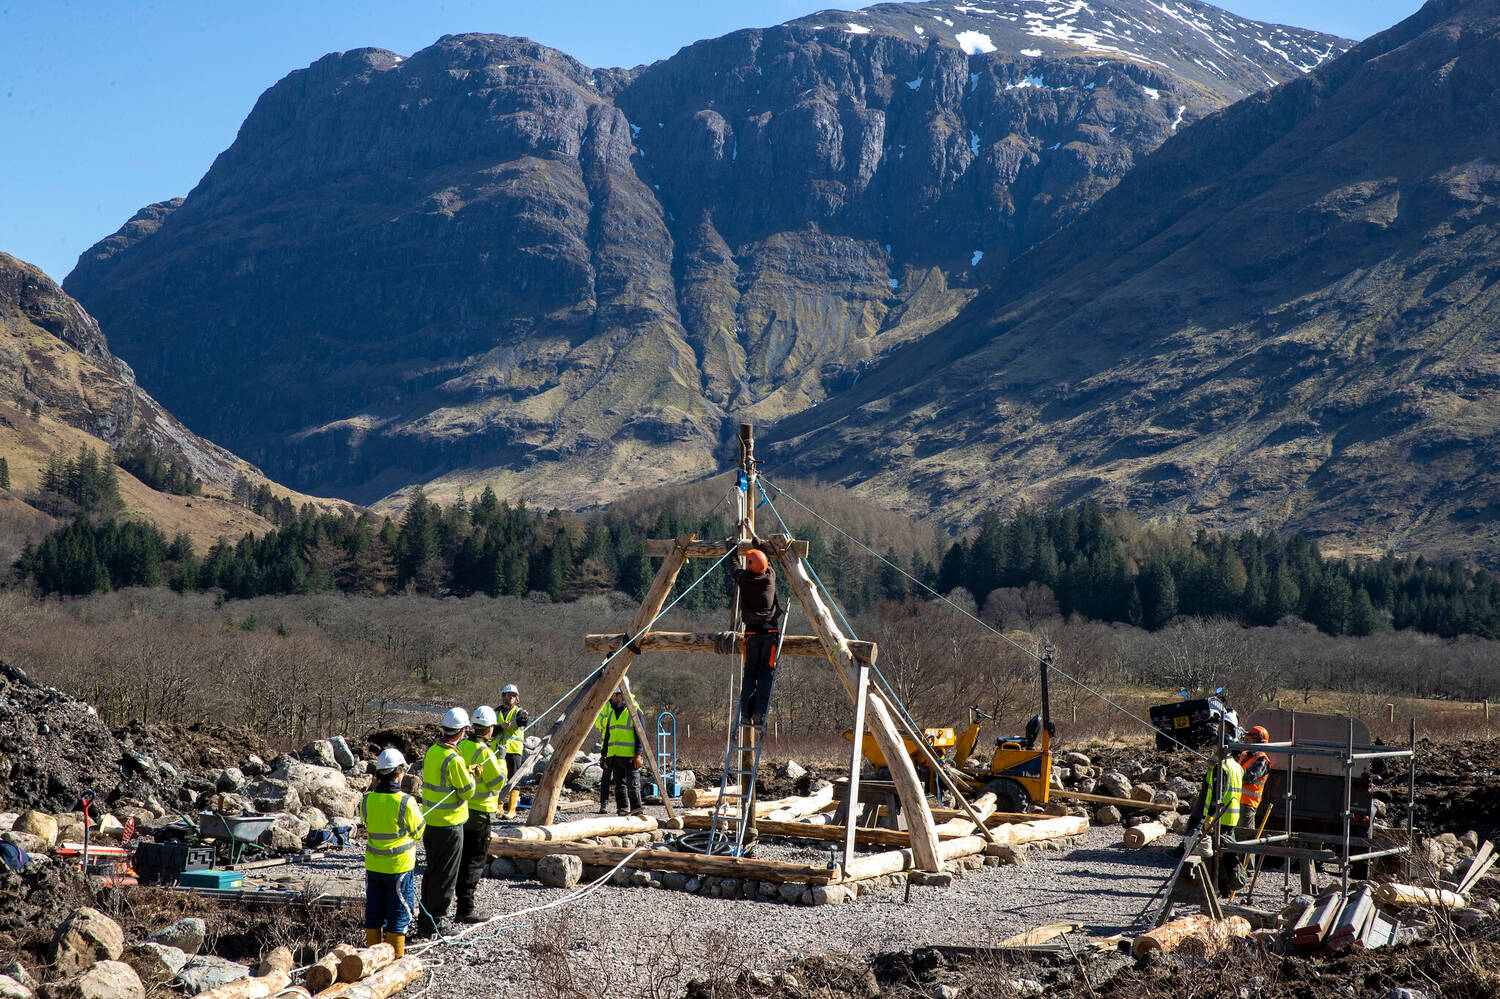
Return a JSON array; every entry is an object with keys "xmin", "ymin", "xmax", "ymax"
[
  {"xmin": 472, "ymin": 705, "xmax": 497, "ymax": 727},
  {"xmin": 376, "ymin": 748, "xmax": 406, "ymax": 771},
  {"xmin": 441, "ymin": 707, "xmax": 470, "ymax": 730},
  {"xmin": 501, "ymin": 684, "xmax": 519, "ymax": 696}
]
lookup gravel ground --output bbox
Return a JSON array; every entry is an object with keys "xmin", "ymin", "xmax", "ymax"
[{"xmin": 271, "ymin": 812, "xmax": 1194, "ymax": 998}]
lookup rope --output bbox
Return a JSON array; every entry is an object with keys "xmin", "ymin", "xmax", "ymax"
[{"xmin": 758, "ymin": 475, "xmax": 1213, "ymax": 763}]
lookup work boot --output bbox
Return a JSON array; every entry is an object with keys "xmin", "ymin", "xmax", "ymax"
[
  {"xmin": 506, "ymin": 790, "xmax": 521, "ymax": 819},
  {"xmin": 365, "ymin": 928, "xmax": 382, "ymax": 946},
  {"xmin": 387, "ymin": 934, "xmax": 406, "ymax": 959},
  {"xmin": 456, "ymin": 906, "xmax": 490, "ymax": 924},
  {"xmin": 617, "ymin": 808, "xmax": 629, "ymax": 816}
]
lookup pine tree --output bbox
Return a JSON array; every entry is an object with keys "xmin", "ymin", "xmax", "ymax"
[{"xmin": 0, "ymin": 456, "xmax": 9, "ymax": 490}]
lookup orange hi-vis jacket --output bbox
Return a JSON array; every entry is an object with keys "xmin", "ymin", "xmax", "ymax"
[{"xmin": 1238, "ymin": 750, "xmax": 1271, "ymax": 810}]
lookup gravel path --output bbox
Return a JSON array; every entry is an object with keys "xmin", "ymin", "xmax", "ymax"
[{"xmin": 275, "ymin": 818, "xmax": 1187, "ymax": 998}]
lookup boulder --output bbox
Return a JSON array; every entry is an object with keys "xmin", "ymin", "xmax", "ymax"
[
  {"xmin": 14, "ymin": 812, "xmax": 57, "ymax": 849},
  {"xmin": 147, "ymin": 918, "xmax": 205, "ymax": 956},
  {"xmin": 309, "ymin": 787, "xmax": 361, "ymax": 820},
  {"xmin": 243, "ymin": 780, "xmax": 300, "ymax": 815},
  {"xmin": 299, "ymin": 741, "xmax": 338, "ymax": 769},
  {"xmin": 1097, "ymin": 772, "xmax": 1132, "ymax": 799},
  {"xmin": 572, "ymin": 766, "xmax": 603, "ymax": 792},
  {"xmin": 3, "ymin": 831, "xmax": 48, "ymax": 854},
  {"xmin": 298, "ymin": 808, "xmax": 329, "ymax": 831},
  {"xmin": 269, "ymin": 760, "xmax": 348, "ymax": 799},
  {"xmin": 1170, "ymin": 814, "xmax": 1192, "ymax": 835},
  {"xmin": 1170, "ymin": 777, "xmax": 1198, "ymax": 799},
  {"xmin": 1142, "ymin": 766, "xmax": 1168, "ymax": 785},
  {"xmin": 0, "ymin": 975, "xmax": 31, "ymax": 999},
  {"xmin": 265, "ymin": 813, "xmax": 311, "ymax": 852},
  {"xmin": 778, "ymin": 883, "xmax": 804, "ymax": 904},
  {"xmin": 1095, "ymin": 806, "xmax": 1122, "ymax": 826},
  {"xmin": 812, "ymin": 885, "xmax": 848, "ymax": 906},
  {"xmin": 778, "ymin": 760, "xmax": 807, "ymax": 782},
  {"xmin": 488, "ymin": 857, "xmax": 519, "ymax": 878},
  {"xmin": 660, "ymin": 872, "xmax": 691, "ymax": 892},
  {"xmin": 537, "ymin": 854, "xmax": 583, "ymax": 889},
  {"xmin": 1129, "ymin": 784, "xmax": 1157, "ymax": 802},
  {"xmin": 327, "ymin": 736, "xmax": 357, "ymax": 770},
  {"xmin": 677, "ymin": 770, "xmax": 696, "ymax": 792},
  {"xmin": 1062, "ymin": 751, "xmax": 1091, "ymax": 766},
  {"xmin": 241, "ymin": 755, "xmax": 266, "ymax": 777},
  {"xmin": 175, "ymin": 957, "xmax": 249, "ymax": 995},
  {"xmin": 0, "ymin": 813, "xmax": 17, "ymax": 832},
  {"xmin": 215, "ymin": 769, "xmax": 245, "ymax": 793},
  {"xmin": 1152, "ymin": 791, "xmax": 1179, "ymax": 809},
  {"xmin": 47, "ymin": 962, "xmax": 142, "ymax": 999},
  {"xmin": 121, "ymin": 944, "xmax": 188, "ymax": 985},
  {"xmin": 51, "ymin": 909, "xmax": 124, "ymax": 976},
  {"xmin": 2, "ymin": 967, "xmax": 35, "ymax": 990}
]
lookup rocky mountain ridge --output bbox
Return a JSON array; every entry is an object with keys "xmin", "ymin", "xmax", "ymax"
[{"xmin": 62, "ymin": 0, "xmax": 1348, "ymax": 510}]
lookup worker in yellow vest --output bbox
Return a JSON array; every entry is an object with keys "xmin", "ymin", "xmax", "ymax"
[
  {"xmin": 417, "ymin": 707, "xmax": 476, "ymax": 938},
  {"xmin": 594, "ymin": 687, "xmax": 644, "ymax": 816},
  {"xmin": 496, "ymin": 684, "xmax": 529, "ymax": 819},
  {"xmin": 1185, "ymin": 753, "xmax": 1245, "ymax": 895},
  {"xmin": 360, "ymin": 748, "xmax": 424, "ymax": 957},
  {"xmin": 455, "ymin": 706, "xmax": 506, "ymax": 923},
  {"xmin": 1237, "ymin": 725, "xmax": 1273, "ymax": 832}
]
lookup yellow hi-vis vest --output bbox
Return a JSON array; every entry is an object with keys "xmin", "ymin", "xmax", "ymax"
[
  {"xmin": 497, "ymin": 705, "xmax": 526, "ymax": 755},
  {"xmin": 1200, "ymin": 757, "xmax": 1244, "ymax": 828},
  {"xmin": 595, "ymin": 704, "xmax": 638, "ymax": 759},
  {"xmin": 361, "ymin": 790, "xmax": 424, "ymax": 874},
  {"xmin": 422, "ymin": 742, "xmax": 476, "ymax": 827},
  {"xmin": 458, "ymin": 737, "xmax": 507, "ymax": 813}
]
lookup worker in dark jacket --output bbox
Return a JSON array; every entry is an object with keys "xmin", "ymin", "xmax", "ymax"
[{"xmin": 727, "ymin": 539, "xmax": 783, "ymax": 725}]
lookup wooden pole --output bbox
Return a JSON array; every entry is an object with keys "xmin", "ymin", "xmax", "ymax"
[
  {"xmin": 739, "ymin": 424, "xmax": 757, "ymax": 840},
  {"xmin": 842, "ymin": 663, "xmax": 869, "ymax": 872},
  {"xmin": 584, "ymin": 632, "xmax": 877, "ymax": 664},
  {"xmin": 488, "ymin": 836, "xmax": 840, "ymax": 884},
  {"xmin": 337, "ymin": 944, "xmax": 393, "ymax": 984},
  {"xmin": 619, "ymin": 674, "xmax": 676, "ymax": 820},
  {"xmin": 255, "ymin": 948, "xmax": 294, "ymax": 979},
  {"xmin": 495, "ymin": 814, "xmax": 657, "ymax": 842},
  {"xmin": 528, "ymin": 535, "xmax": 691, "ymax": 824},
  {"xmin": 772, "ymin": 541, "xmax": 942, "ymax": 872}
]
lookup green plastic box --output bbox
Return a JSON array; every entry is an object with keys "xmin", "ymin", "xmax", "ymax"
[{"xmin": 176, "ymin": 869, "xmax": 244, "ymax": 890}]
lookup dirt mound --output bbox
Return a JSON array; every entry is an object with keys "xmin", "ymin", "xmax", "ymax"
[
  {"xmin": 0, "ymin": 660, "xmax": 131, "ymax": 813},
  {"xmin": 0, "ymin": 855, "xmax": 96, "ymax": 973},
  {"xmin": 1411, "ymin": 739, "xmax": 1500, "ymax": 841},
  {"xmin": 119, "ymin": 720, "xmax": 275, "ymax": 774},
  {"xmin": 363, "ymin": 724, "xmax": 445, "ymax": 764}
]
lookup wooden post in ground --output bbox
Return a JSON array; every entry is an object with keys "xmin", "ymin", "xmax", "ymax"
[
  {"xmin": 528, "ymin": 535, "xmax": 692, "ymax": 825},
  {"xmin": 772, "ymin": 539, "xmax": 942, "ymax": 872},
  {"xmin": 738, "ymin": 423, "xmax": 758, "ymax": 842},
  {"xmin": 843, "ymin": 663, "xmax": 869, "ymax": 871}
]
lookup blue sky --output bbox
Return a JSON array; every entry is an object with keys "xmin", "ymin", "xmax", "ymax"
[{"xmin": 1, "ymin": 0, "xmax": 1425, "ymax": 283}]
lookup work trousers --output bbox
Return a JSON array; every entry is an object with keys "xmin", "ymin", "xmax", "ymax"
[
  {"xmin": 505, "ymin": 753, "xmax": 523, "ymax": 783},
  {"xmin": 455, "ymin": 810, "xmax": 492, "ymax": 915},
  {"xmin": 600, "ymin": 755, "xmax": 641, "ymax": 814},
  {"xmin": 418, "ymin": 824, "xmax": 463, "ymax": 934},
  {"xmin": 740, "ymin": 630, "xmax": 779, "ymax": 724},
  {"xmin": 364, "ymin": 870, "xmax": 416, "ymax": 935}
]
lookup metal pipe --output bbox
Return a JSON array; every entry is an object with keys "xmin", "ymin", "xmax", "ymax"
[
  {"xmin": 1226, "ymin": 833, "xmax": 1292, "ymax": 847},
  {"xmin": 1213, "ymin": 715, "xmax": 1225, "ymax": 893},
  {"xmin": 1342, "ymin": 715, "xmax": 1354, "ymax": 894},
  {"xmin": 1407, "ymin": 716, "xmax": 1417, "ymax": 855},
  {"xmin": 1285, "ymin": 709, "xmax": 1296, "ymax": 899},
  {"xmin": 1349, "ymin": 749, "xmax": 1415, "ymax": 761},
  {"xmin": 1348, "ymin": 845, "xmax": 1413, "ymax": 863}
]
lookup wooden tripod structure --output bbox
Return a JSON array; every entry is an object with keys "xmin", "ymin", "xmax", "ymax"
[{"xmin": 527, "ymin": 424, "xmax": 971, "ymax": 872}]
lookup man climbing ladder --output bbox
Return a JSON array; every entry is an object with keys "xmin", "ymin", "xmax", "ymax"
[{"xmin": 727, "ymin": 537, "xmax": 782, "ymax": 725}]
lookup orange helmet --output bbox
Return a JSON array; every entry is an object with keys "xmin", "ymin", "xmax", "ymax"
[
  {"xmin": 1248, "ymin": 725, "xmax": 1270, "ymax": 744},
  {"xmin": 745, "ymin": 549, "xmax": 769, "ymax": 574}
]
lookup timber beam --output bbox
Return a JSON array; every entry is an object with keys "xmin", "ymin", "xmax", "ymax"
[
  {"xmin": 645, "ymin": 538, "xmax": 810, "ymax": 559},
  {"xmin": 585, "ymin": 631, "xmax": 878, "ymax": 665},
  {"xmin": 487, "ymin": 837, "xmax": 840, "ymax": 885}
]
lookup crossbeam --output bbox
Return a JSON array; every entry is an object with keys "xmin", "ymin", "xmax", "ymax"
[
  {"xmin": 645, "ymin": 538, "xmax": 810, "ymax": 559},
  {"xmin": 584, "ymin": 631, "xmax": 878, "ymax": 665},
  {"xmin": 487, "ymin": 836, "xmax": 840, "ymax": 885}
]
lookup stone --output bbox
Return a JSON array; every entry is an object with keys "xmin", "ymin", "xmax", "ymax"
[
  {"xmin": 1130, "ymin": 784, "xmax": 1157, "ymax": 802},
  {"xmin": 263, "ymin": 813, "xmax": 310, "ymax": 853},
  {"xmin": 1010, "ymin": 979, "xmax": 1045, "ymax": 997},
  {"xmin": 13, "ymin": 812, "xmax": 57, "ymax": 849},
  {"xmin": 121, "ymin": 944, "xmax": 188, "ymax": 985},
  {"xmin": 488, "ymin": 857, "xmax": 520, "ymax": 878},
  {"xmin": 3, "ymin": 831, "xmax": 47, "ymax": 854},
  {"xmin": 1142, "ymin": 766, "xmax": 1168, "ymax": 785},
  {"xmin": 1170, "ymin": 813, "xmax": 1191, "ymax": 835},
  {"xmin": 1095, "ymin": 805, "xmax": 1122, "ymax": 826},
  {"xmin": 1071, "ymin": 779, "xmax": 1097, "ymax": 796},
  {"xmin": 94, "ymin": 816, "xmax": 125, "ymax": 841},
  {"xmin": 1043, "ymin": 801, "xmax": 1068, "ymax": 816},
  {"xmin": 683, "ymin": 877, "xmax": 702, "ymax": 894},
  {"xmin": 0, "ymin": 976, "xmax": 30, "ymax": 999},
  {"xmin": 537, "ymin": 854, "xmax": 583, "ymax": 889},
  {"xmin": 309, "ymin": 787, "xmax": 361, "ymax": 819},
  {"xmin": 812, "ymin": 885, "xmax": 848, "ymax": 906},
  {"xmin": 241, "ymin": 754, "xmax": 266, "ymax": 776},
  {"xmin": 48, "ymin": 962, "xmax": 143, "ymax": 999},
  {"xmin": 513, "ymin": 857, "xmax": 537, "ymax": 876},
  {"xmin": 146, "ymin": 919, "xmax": 205, "ymax": 957},
  {"xmin": 1453, "ymin": 907, "xmax": 1489, "ymax": 930},
  {"xmin": 572, "ymin": 766, "xmax": 603, "ymax": 792},
  {"xmin": 0, "ymin": 813, "xmax": 17, "ymax": 832},
  {"xmin": 1063, "ymin": 751, "xmax": 1091, "ymax": 766},
  {"xmin": 1152, "ymin": 790, "xmax": 1179, "ymax": 808},
  {"xmin": 909, "ymin": 870, "xmax": 954, "ymax": 887},
  {"xmin": 1382, "ymin": 991, "xmax": 1428, "ymax": 999},
  {"xmin": 270, "ymin": 760, "xmax": 349, "ymax": 799},
  {"xmin": 51, "ymin": 908, "xmax": 125, "ymax": 977},
  {"xmin": 758, "ymin": 881, "xmax": 779, "ymax": 898},
  {"xmin": 3, "ymin": 966, "xmax": 35, "ymax": 990},
  {"xmin": 779, "ymin": 760, "xmax": 807, "ymax": 782},
  {"xmin": 243, "ymin": 780, "xmax": 300, "ymax": 815},
  {"xmin": 677, "ymin": 770, "xmax": 696, "ymax": 791},
  {"xmin": 628, "ymin": 871, "xmax": 652, "ymax": 887},
  {"xmin": 175, "ymin": 957, "xmax": 248, "ymax": 995},
  {"xmin": 660, "ymin": 872, "xmax": 690, "ymax": 892},
  {"xmin": 299, "ymin": 740, "xmax": 338, "ymax": 768},
  {"xmin": 1097, "ymin": 772, "xmax": 1132, "ymax": 798},
  {"xmin": 929, "ymin": 985, "xmax": 960, "ymax": 999},
  {"xmin": 778, "ymin": 883, "xmax": 804, "ymax": 903},
  {"xmin": 215, "ymin": 768, "xmax": 245, "ymax": 793},
  {"xmin": 1171, "ymin": 777, "xmax": 1198, "ymax": 798},
  {"xmin": 298, "ymin": 807, "xmax": 329, "ymax": 831},
  {"xmin": 327, "ymin": 736, "xmax": 357, "ymax": 770}
]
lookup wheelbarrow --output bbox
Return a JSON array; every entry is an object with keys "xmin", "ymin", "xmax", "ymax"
[{"xmin": 196, "ymin": 811, "xmax": 279, "ymax": 866}]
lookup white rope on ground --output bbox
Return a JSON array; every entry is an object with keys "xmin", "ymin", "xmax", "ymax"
[{"xmin": 757, "ymin": 474, "xmax": 1213, "ymax": 763}]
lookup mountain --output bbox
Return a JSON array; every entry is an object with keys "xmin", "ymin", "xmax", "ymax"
[
  {"xmin": 773, "ymin": 0, "xmax": 1500, "ymax": 561},
  {"xmin": 0, "ymin": 253, "xmax": 343, "ymax": 551},
  {"xmin": 62, "ymin": 1, "xmax": 1347, "ymax": 510}
]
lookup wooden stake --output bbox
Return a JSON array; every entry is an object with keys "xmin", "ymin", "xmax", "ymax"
[
  {"xmin": 305, "ymin": 946, "xmax": 356, "ymax": 993},
  {"xmin": 528, "ymin": 536, "xmax": 691, "ymax": 824},
  {"xmin": 338, "ymin": 943, "xmax": 394, "ymax": 983},
  {"xmin": 772, "ymin": 541, "xmax": 942, "ymax": 873}
]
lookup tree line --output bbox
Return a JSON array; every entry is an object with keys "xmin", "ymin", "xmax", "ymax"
[{"xmin": 12, "ymin": 486, "xmax": 1500, "ymax": 640}]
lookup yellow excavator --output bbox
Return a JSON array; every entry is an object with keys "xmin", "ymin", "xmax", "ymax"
[{"xmin": 847, "ymin": 648, "xmax": 1056, "ymax": 814}]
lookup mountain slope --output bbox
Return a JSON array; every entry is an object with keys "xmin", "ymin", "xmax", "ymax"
[
  {"xmin": 0, "ymin": 253, "xmax": 345, "ymax": 550},
  {"xmin": 774, "ymin": 0, "xmax": 1500, "ymax": 560},
  {"xmin": 62, "ymin": 1, "xmax": 1346, "ymax": 509}
]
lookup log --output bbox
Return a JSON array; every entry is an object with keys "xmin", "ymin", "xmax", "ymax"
[
  {"xmin": 256, "ymin": 947, "xmax": 294, "ymax": 978},
  {"xmin": 274, "ymin": 989, "xmax": 312, "ymax": 999},
  {"xmin": 338, "ymin": 944, "xmax": 394, "ymax": 983},
  {"xmin": 305, "ymin": 946, "xmax": 356, "ymax": 993},
  {"xmin": 679, "ymin": 809, "xmax": 1083, "ymax": 851},
  {"xmin": 1123, "ymin": 822, "xmax": 1167, "ymax": 849},
  {"xmin": 1132, "ymin": 915, "xmax": 1252, "ymax": 957},
  {"xmin": 1374, "ymin": 883, "xmax": 1466, "ymax": 909},
  {"xmin": 339, "ymin": 958, "xmax": 422, "ymax": 999},
  {"xmin": 840, "ymin": 835, "xmax": 988, "ymax": 883},
  {"xmin": 1053, "ymin": 789, "xmax": 1175, "ymax": 813},
  {"xmin": 982, "ymin": 816, "xmax": 1090, "ymax": 850},
  {"xmin": 585, "ymin": 631, "xmax": 877, "ymax": 665},
  {"xmin": 683, "ymin": 789, "xmax": 831, "ymax": 818},
  {"xmin": 528, "ymin": 536, "xmax": 691, "ymax": 825},
  {"xmin": 495, "ymin": 814, "xmax": 658, "ymax": 842},
  {"xmin": 487, "ymin": 837, "xmax": 840, "ymax": 884},
  {"xmin": 645, "ymin": 539, "xmax": 809, "ymax": 559},
  {"xmin": 999, "ymin": 922, "xmax": 1081, "ymax": 948},
  {"xmin": 775, "ymin": 545, "xmax": 942, "ymax": 872},
  {"xmin": 197, "ymin": 972, "xmax": 292, "ymax": 999},
  {"xmin": 762, "ymin": 784, "xmax": 834, "ymax": 821}
]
